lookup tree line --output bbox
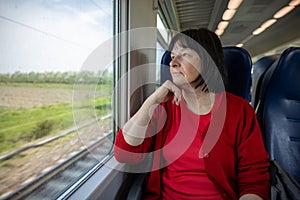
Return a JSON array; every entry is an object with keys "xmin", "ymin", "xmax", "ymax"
[{"xmin": 0, "ymin": 71, "xmax": 112, "ymax": 85}]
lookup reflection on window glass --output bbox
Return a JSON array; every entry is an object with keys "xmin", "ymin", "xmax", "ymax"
[
  {"xmin": 157, "ymin": 14, "xmax": 169, "ymax": 43},
  {"xmin": 0, "ymin": 0, "xmax": 114, "ymax": 199},
  {"xmin": 156, "ymin": 13, "xmax": 170, "ymax": 86},
  {"xmin": 156, "ymin": 42, "xmax": 164, "ymax": 85}
]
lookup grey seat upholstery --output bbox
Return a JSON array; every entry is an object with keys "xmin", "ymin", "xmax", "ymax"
[{"xmin": 251, "ymin": 54, "xmax": 280, "ymax": 109}]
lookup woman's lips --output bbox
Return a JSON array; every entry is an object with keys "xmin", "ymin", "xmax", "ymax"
[{"xmin": 171, "ymin": 72, "xmax": 182, "ymax": 76}]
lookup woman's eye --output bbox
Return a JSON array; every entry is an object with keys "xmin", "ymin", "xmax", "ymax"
[{"xmin": 182, "ymin": 52, "xmax": 190, "ymax": 57}]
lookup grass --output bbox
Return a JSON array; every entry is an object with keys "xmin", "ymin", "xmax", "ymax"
[
  {"xmin": 0, "ymin": 103, "xmax": 73, "ymax": 153},
  {"xmin": 0, "ymin": 82, "xmax": 74, "ymax": 89},
  {"xmin": 0, "ymin": 82, "xmax": 113, "ymax": 91},
  {"xmin": 0, "ymin": 83, "xmax": 112, "ymax": 154}
]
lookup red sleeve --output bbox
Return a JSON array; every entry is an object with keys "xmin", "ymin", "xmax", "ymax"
[
  {"xmin": 114, "ymin": 103, "xmax": 167, "ymax": 164},
  {"xmin": 237, "ymin": 101, "xmax": 270, "ymax": 200},
  {"xmin": 114, "ymin": 129, "xmax": 149, "ymax": 164}
]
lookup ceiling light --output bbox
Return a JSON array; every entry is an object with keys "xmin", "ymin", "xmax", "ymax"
[
  {"xmin": 228, "ymin": 0, "xmax": 243, "ymax": 9},
  {"xmin": 273, "ymin": 6, "xmax": 295, "ymax": 18},
  {"xmin": 289, "ymin": 0, "xmax": 300, "ymax": 6},
  {"xmin": 218, "ymin": 21, "xmax": 229, "ymax": 29},
  {"xmin": 222, "ymin": 9, "xmax": 236, "ymax": 20},
  {"xmin": 252, "ymin": 27, "xmax": 265, "ymax": 35},
  {"xmin": 215, "ymin": 29, "xmax": 224, "ymax": 36},
  {"xmin": 261, "ymin": 19, "xmax": 277, "ymax": 29}
]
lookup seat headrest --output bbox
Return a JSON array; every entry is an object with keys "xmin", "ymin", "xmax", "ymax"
[
  {"xmin": 253, "ymin": 55, "xmax": 280, "ymax": 77},
  {"xmin": 160, "ymin": 51, "xmax": 172, "ymax": 85},
  {"xmin": 223, "ymin": 46, "xmax": 252, "ymax": 101},
  {"xmin": 262, "ymin": 47, "xmax": 300, "ymax": 106},
  {"xmin": 252, "ymin": 54, "xmax": 280, "ymax": 108}
]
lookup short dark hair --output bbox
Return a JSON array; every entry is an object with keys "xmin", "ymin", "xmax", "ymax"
[{"xmin": 168, "ymin": 28, "xmax": 228, "ymax": 92}]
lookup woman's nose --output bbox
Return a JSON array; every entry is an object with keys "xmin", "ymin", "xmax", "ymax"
[{"xmin": 170, "ymin": 55, "xmax": 180, "ymax": 68}]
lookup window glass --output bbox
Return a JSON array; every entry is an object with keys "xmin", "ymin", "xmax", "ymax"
[
  {"xmin": 156, "ymin": 13, "xmax": 170, "ymax": 86},
  {"xmin": 156, "ymin": 42, "xmax": 164, "ymax": 85},
  {"xmin": 157, "ymin": 14, "xmax": 169, "ymax": 43},
  {"xmin": 0, "ymin": 0, "xmax": 114, "ymax": 199}
]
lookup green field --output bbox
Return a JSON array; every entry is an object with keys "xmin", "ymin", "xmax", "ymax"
[{"xmin": 0, "ymin": 83, "xmax": 112, "ymax": 154}]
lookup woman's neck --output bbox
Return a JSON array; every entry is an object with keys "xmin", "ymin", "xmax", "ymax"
[{"xmin": 182, "ymin": 85, "xmax": 215, "ymax": 115}]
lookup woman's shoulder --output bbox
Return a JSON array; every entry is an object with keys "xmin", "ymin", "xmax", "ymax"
[
  {"xmin": 225, "ymin": 92, "xmax": 251, "ymax": 105},
  {"xmin": 225, "ymin": 92, "xmax": 246, "ymax": 102},
  {"xmin": 224, "ymin": 92, "xmax": 255, "ymax": 114}
]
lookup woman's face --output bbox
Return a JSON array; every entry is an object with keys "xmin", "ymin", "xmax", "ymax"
[{"xmin": 170, "ymin": 42, "xmax": 201, "ymax": 87}]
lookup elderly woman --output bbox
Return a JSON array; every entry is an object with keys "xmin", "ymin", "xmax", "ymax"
[{"xmin": 114, "ymin": 28, "xmax": 270, "ymax": 200}]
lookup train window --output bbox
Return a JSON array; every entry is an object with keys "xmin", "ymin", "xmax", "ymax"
[
  {"xmin": 156, "ymin": 42, "xmax": 163, "ymax": 85},
  {"xmin": 0, "ymin": 0, "xmax": 115, "ymax": 199},
  {"xmin": 156, "ymin": 13, "xmax": 170, "ymax": 86},
  {"xmin": 157, "ymin": 14, "xmax": 169, "ymax": 44}
]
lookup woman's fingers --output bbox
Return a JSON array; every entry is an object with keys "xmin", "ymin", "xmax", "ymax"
[
  {"xmin": 162, "ymin": 80, "xmax": 182, "ymax": 105},
  {"xmin": 148, "ymin": 80, "xmax": 182, "ymax": 105}
]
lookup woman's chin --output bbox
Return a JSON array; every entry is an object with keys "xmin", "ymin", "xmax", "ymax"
[{"xmin": 173, "ymin": 80, "xmax": 193, "ymax": 89}]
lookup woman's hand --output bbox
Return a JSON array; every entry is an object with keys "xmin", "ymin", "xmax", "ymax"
[
  {"xmin": 148, "ymin": 80, "xmax": 182, "ymax": 105},
  {"xmin": 122, "ymin": 80, "xmax": 182, "ymax": 146}
]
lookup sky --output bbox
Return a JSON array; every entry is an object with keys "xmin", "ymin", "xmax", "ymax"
[{"xmin": 0, "ymin": 0, "xmax": 113, "ymax": 73}]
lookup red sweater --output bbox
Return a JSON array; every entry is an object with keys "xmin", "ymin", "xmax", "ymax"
[{"xmin": 114, "ymin": 92, "xmax": 270, "ymax": 200}]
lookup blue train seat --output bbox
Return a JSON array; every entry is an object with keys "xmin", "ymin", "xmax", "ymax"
[
  {"xmin": 223, "ymin": 46, "xmax": 252, "ymax": 101},
  {"xmin": 160, "ymin": 50, "xmax": 172, "ymax": 85},
  {"xmin": 160, "ymin": 46, "xmax": 252, "ymax": 101},
  {"xmin": 251, "ymin": 54, "xmax": 280, "ymax": 110},
  {"xmin": 257, "ymin": 47, "xmax": 300, "ymax": 184}
]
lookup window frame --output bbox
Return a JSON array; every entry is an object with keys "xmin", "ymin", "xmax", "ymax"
[
  {"xmin": 0, "ymin": 0, "xmax": 119, "ymax": 199},
  {"xmin": 57, "ymin": 0, "xmax": 130, "ymax": 198},
  {"xmin": 58, "ymin": 0, "xmax": 164, "ymax": 199}
]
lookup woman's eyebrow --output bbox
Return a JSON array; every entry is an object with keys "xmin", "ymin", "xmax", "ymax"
[{"xmin": 171, "ymin": 48, "xmax": 192, "ymax": 53}]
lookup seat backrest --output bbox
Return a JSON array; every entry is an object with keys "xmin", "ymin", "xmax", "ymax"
[
  {"xmin": 251, "ymin": 54, "xmax": 280, "ymax": 109},
  {"xmin": 160, "ymin": 47, "xmax": 252, "ymax": 101},
  {"xmin": 223, "ymin": 46, "xmax": 252, "ymax": 101},
  {"xmin": 258, "ymin": 47, "xmax": 300, "ymax": 184},
  {"xmin": 160, "ymin": 51, "xmax": 172, "ymax": 85}
]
